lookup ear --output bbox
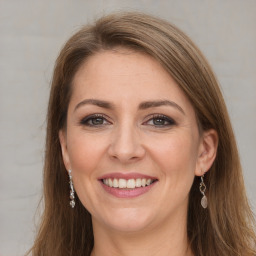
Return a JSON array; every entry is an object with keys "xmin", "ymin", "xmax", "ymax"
[
  {"xmin": 195, "ymin": 129, "xmax": 218, "ymax": 176},
  {"xmin": 59, "ymin": 129, "xmax": 71, "ymax": 171}
]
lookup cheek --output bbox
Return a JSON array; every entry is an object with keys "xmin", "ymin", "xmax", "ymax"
[
  {"xmin": 148, "ymin": 133, "xmax": 198, "ymax": 186},
  {"xmin": 157, "ymin": 136, "xmax": 198, "ymax": 210},
  {"xmin": 152, "ymin": 132, "xmax": 197, "ymax": 164},
  {"xmin": 67, "ymin": 132, "xmax": 107, "ymax": 175},
  {"xmin": 66, "ymin": 132, "xmax": 108, "ymax": 212}
]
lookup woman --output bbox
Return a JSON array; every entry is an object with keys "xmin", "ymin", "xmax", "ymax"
[{"xmin": 28, "ymin": 12, "xmax": 256, "ymax": 255}]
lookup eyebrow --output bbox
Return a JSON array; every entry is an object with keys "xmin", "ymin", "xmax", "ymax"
[
  {"xmin": 74, "ymin": 99, "xmax": 185, "ymax": 115},
  {"xmin": 138, "ymin": 100, "xmax": 185, "ymax": 115},
  {"xmin": 74, "ymin": 99, "xmax": 114, "ymax": 112}
]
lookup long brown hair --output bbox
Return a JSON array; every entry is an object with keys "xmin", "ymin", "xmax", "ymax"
[{"xmin": 28, "ymin": 12, "xmax": 256, "ymax": 255}]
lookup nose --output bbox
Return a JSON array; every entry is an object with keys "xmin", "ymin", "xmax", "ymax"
[{"xmin": 107, "ymin": 123, "xmax": 146, "ymax": 163}]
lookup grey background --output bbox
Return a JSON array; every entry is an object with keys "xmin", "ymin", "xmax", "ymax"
[{"xmin": 0, "ymin": 0, "xmax": 255, "ymax": 255}]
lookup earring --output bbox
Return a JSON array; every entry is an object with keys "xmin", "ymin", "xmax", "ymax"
[
  {"xmin": 200, "ymin": 174, "xmax": 207, "ymax": 209},
  {"xmin": 68, "ymin": 170, "xmax": 75, "ymax": 208}
]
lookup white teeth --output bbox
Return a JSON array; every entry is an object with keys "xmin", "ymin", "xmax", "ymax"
[
  {"xmin": 119, "ymin": 179, "xmax": 126, "ymax": 188},
  {"xmin": 135, "ymin": 178, "xmax": 142, "ymax": 187},
  {"xmin": 113, "ymin": 178, "xmax": 118, "ymax": 188},
  {"xmin": 102, "ymin": 178, "xmax": 155, "ymax": 189},
  {"xmin": 127, "ymin": 179, "xmax": 135, "ymax": 189}
]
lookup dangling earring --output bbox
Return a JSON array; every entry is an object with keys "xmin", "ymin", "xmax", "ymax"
[
  {"xmin": 200, "ymin": 174, "xmax": 207, "ymax": 209},
  {"xmin": 68, "ymin": 170, "xmax": 75, "ymax": 208}
]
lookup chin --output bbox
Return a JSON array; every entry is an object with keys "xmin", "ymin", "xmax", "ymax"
[{"xmin": 96, "ymin": 207, "xmax": 154, "ymax": 233}]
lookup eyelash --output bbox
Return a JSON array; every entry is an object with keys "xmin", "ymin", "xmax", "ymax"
[
  {"xmin": 79, "ymin": 114, "xmax": 176, "ymax": 128},
  {"xmin": 80, "ymin": 114, "xmax": 111, "ymax": 127},
  {"xmin": 144, "ymin": 114, "xmax": 176, "ymax": 127}
]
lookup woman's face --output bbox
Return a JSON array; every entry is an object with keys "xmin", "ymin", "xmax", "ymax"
[{"xmin": 60, "ymin": 49, "xmax": 204, "ymax": 233}]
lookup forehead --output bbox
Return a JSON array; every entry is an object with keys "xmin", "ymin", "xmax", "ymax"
[{"xmin": 71, "ymin": 49, "xmax": 194, "ymax": 114}]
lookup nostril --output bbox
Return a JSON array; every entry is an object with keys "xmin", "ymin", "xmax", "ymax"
[{"xmin": 107, "ymin": 133, "xmax": 146, "ymax": 162}]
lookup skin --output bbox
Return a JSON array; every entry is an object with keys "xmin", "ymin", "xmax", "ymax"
[{"xmin": 59, "ymin": 48, "xmax": 218, "ymax": 256}]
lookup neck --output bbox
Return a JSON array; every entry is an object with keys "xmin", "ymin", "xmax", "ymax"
[{"xmin": 91, "ymin": 211, "xmax": 193, "ymax": 256}]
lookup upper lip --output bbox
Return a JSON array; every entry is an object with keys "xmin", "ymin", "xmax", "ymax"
[{"xmin": 98, "ymin": 172, "xmax": 158, "ymax": 180}]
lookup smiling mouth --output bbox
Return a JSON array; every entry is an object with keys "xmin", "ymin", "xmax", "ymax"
[{"xmin": 101, "ymin": 178, "xmax": 158, "ymax": 189}]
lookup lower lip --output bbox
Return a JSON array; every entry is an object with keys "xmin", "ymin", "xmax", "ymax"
[{"xmin": 100, "ymin": 181, "xmax": 157, "ymax": 198}]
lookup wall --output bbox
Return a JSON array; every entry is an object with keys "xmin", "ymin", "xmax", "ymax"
[{"xmin": 0, "ymin": 0, "xmax": 255, "ymax": 255}]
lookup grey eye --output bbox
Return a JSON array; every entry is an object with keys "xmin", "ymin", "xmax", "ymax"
[
  {"xmin": 153, "ymin": 117, "xmax": 168, "ymax": 125},
  {"xmin": 91, "ymin": 117, "xmax": 104, "ymax": 125},
  {"xmin": 146, "ymin": 115, "xmax": 176, "ymax": 127},
  {"xmin": 80, "ymin": 114, "xmax": 111, "ymax": 126}
]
